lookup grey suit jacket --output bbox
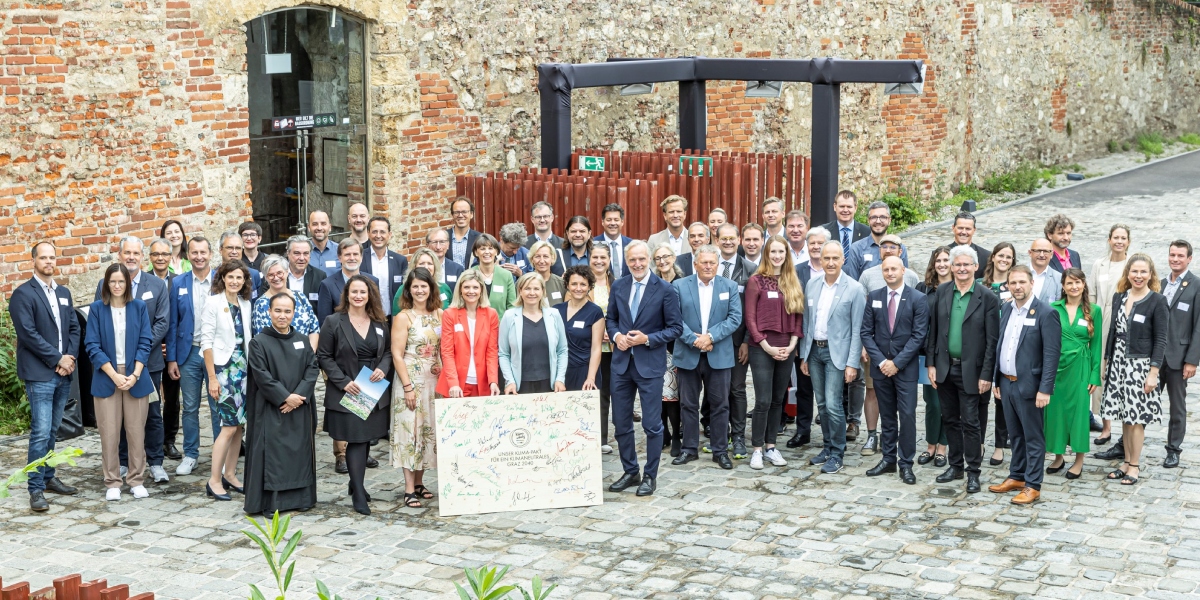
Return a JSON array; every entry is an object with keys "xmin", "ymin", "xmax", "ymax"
[
  {"xmin": 647, "ymin": 229, "xmax": 690, "ymax": 256},
  {"xmin": 799, "ymin": 274, "xmax": 866, "ymax": 370},
  {"xmin": 1033, "ymin": 267, "xmax": 1062, "ymax": 305},
  {"xmin": 1162, "ymin": 271, "xmax": 1200, "ymax": 369}
]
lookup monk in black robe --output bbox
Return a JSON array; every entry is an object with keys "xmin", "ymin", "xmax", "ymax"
[{"xmin": 243, "ymin": 292, "xmax": 320, "ymax": 515}]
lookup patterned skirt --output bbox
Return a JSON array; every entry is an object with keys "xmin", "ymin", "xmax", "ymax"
[{"xmin": 214, "ymin": 347, "xmax": 248, "ymax": 427}]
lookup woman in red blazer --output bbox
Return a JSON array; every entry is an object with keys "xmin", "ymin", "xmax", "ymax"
[{"xmin": 437, "ymin": 270, "xmax": 501, "ymax": 397}]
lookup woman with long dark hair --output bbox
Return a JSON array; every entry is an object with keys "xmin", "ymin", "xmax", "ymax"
[
  {"xmin": 1045, "ymin": 268, "xmax": 1101, "ymax": 479},
  {"xmin": 916, "ymin": 246, "xmax": 952, "ymax": 467},
  {"xmin": 391, "ymin": 268, "xmax": 443, "ymax": 509},
  {"xmin": 159, "ymin": 219, "xmax": 190, "ymax": 275},
  {"xmin": 200, "ymin": 261, "xmax": 254, "ymax": 501},
  {"xmin": 981, "ymin": 242, "xmax": 1016, "ymax": 300}
]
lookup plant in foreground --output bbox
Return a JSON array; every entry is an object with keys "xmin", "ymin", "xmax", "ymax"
[
  {"xmin": 1, "ymin": 448, "xmax": 83, "ymax": 498},
  {"xmin": 455, "ymin": 565, "xmax": 557, "ymax": 600}
]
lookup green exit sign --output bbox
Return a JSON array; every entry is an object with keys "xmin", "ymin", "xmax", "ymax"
[
  {"xmin": 679, "ymin": 156, "xmax": 713, "ymax": 177},
  {"xmin": 578, "ymin": 156, "xmax": 605, "ymax": 171}
]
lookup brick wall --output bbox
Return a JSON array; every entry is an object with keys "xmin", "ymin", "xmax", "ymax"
[{"xmin": 881, "ymin": 34, "xmax": 948, "ymax": 193}]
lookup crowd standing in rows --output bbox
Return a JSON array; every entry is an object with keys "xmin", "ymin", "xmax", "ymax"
[{"xmin": 11, "ymin": 190, "xmax": 1197, "ymax": 513}]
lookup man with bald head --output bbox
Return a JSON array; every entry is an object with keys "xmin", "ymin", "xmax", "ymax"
[
  {"xmin": 347, "ymin": 202, "xmax": 371, "ymax": 246},
  {"xmin": 1028, "ymin": 238, "xmax": 1062, "ymax": 304}
]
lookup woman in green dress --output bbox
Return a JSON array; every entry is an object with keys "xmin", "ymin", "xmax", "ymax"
[{"xmin": 1045, "ymin": 268, "xmax": 1102, "ymax": 479}]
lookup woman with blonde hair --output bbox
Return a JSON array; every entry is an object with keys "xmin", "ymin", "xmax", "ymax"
[
  {"xmin": 499, "ymin": 272, "xmax": 569, "ymax": 394},
  {"xmin": 1090, "ymin": 224, "xmax": 1131, "ymax": 446},
  {"xmin": 652, "ymin": 243, "xmax": 685, "ymax": 454},
  {"xmin": 528, "ymin": 240, "xmax": 567, "ymax": 307},
  {"xmin": 436, "ymin": 270, "xmax": 501, "ymax": 399},
  {"xmin": 589, "ymin": 243, "xmax": 617, "ymax": 453},
  {"xmin": 745, "ymin": 235, "xmax": 805, "ymax": 470},
  {"xmin": 394, "ymin": 248, "xmax": 453, "ymax": 311}
]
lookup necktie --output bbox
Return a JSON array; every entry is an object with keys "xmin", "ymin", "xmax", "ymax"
[
  {"xmin": 888, "ymin": 290, "xmax": 898, "ymax": 333},
  {"xmin": 630, "ymin": 281, "xmax": 644, "ymax": 321},
  {"xmin": 721, "ymin": 261, "xmax": 732, "ymax": 279},
  {"xmin": 841, "ymin": 227, "xmax": 851, "ymax": 257},
  {"xmin": 610, "ymin": 241, "xmax": 621, "ymax": 277}
]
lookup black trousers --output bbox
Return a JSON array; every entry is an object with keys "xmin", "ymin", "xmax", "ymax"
[
  {"xmin": 874, "ymin": 365, "xmax": 918, "ymax": 468},
  {"xmin": 999, "ymin": 377, "xmax": 1046, "ymax": 490},
  {"xmin": 990, "ymin": 393, "xmax": 1009, "ymax": 449},
  {"xmin": 679, "ymin": 355, "xmax": 731, "ymax": 456},
  {"xmin": 937, "ymin": 363, "xmax": 984, "ymax": 474},
  {"xmin": 728, "ymin": 358, "xmax": 750, "ymax": 441},
  {"xmin": 599, "ymin": 352, "xmax": 613, "ymax": 445},
  {"xmin": 162, "ymin": 367, "xmax": 181, "ymax": 443},
  {"xmin": 1163, "ymin": 365, "xmax": 1189, "ymax": 454},
  {"xmin": 793, "ymin": 354, "xmax": 814, "ymax": 434}
]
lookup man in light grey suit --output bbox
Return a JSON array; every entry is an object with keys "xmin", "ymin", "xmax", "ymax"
[
  {"xmin": 799, "ymin": 241, "xmax": 866, "ymax": 475},
  {"xmin": 1029, "ymin": 238, "xmax": 1062, "ymax": 305},
  {"xmin": 647, "ymin": 195, "xmax": 690, "ymax": 258}
]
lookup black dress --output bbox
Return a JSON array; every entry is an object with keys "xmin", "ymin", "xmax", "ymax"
[
  {"xmin": 554, "ymin": 301, "xmax": 604, "ymax": 391},
  {"xmin": 323, "ymin": 325, "xmax": 390, "ymax": 443}
]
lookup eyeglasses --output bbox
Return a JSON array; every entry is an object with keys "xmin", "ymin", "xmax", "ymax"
[
  {"xmin": 718, "ymin": 237, "xmax": 739, "ymax": 243},
  {"xmin": 452, "ymin": 211, "xmax": 472, "ymax": 217},
  {"xmin": 532, "ymin": 214, "xmax": 552, "ymax": 220},
  {"xmin": 241, "ymin": 232, "xmax": 260, "ymax": 239},
  {"xmin": 1030, "ymin": 249, "xmax": 1053, "ymax": 255},
  {"xmin": 654, "ymin": 256, "xmax": 673, "ymax": 262},
  {"xmin": 149, "ymin": 252, "xmax": 172, "ymax": 258},
  {"xmin": 428, "ymin": 240, "xmax": 448, "ymax": 245},
  {"xmin": 223, "ymin": 246, "xmax": 243, "ymax": 251}
]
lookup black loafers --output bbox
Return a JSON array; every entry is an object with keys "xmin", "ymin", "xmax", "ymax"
[
  {"xmin": 609, "ymin": 472, "xmax": 641, "ymax": 492},
  {"xmin": 635, "ymin": 477, "xmax": 656, "ymax": 496},
  {"xmin": 714, "ymin": 454, "xmax": 733, "ymax": 470}
]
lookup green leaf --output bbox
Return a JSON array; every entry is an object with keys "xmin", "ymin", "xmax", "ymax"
[
  {"xmin": 482, "ymin": 584, "xmax": 517, "ymax": 600},
  {"xmin": 282, "ymin": 561, "xmax": 295, "ymax": 592},
  {"xmin": 248, "ymin": 584, "xmax": 267, "ymax": 600},
  {"xmin": 454, "ymin": 581, "xmax": 473, "ymax": 600}
]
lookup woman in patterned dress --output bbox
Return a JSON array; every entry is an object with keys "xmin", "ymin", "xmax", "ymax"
[
  {"xmin": 200, "ymin": 261, "xmax": 254, "ymax": 501},
  {"xmin": 391, "ymin": 267, "xmax": 443, "ymax": 509},
  {"xmin": 653, "ymin": 244, "xmax": 685, "ymax": 457},
  {"xmin": 1100, "ymin": 254, "xmax": 1168, "ymax": 485},
  {"xmin": 252, "ymin": 255, "xmax": 320, "ymax": 348},
  {"xmin": 1090, "ymin": 224, "xmax": 1131, "ymax": 445}
]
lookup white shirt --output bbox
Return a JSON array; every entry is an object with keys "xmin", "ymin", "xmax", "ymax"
[
  {"xmin": 603, "ymin": 235, "xmax": 625, "ymax": 278},
  {"xmin": 719, "ymin": 257, "xmax": 737, "ymax": 279},
  {"xmin": 697, "ymin": 277, "xmax": 715, "ymax": 335},
  {"xmin": 371, "ymin": 249, "xmax": 391, "ymax": 314},
  {"xmin": 790, "ymin": 245, "xmax": 809, "ymax": 266},
  {"xmin": 1032, "ymin": 266, "xmax": 1050, "ymax": 301},
  {"xmin": 814, "ymin": 274, "xmax": 842, "ymax": 341},
  {"xmin": 807, "ymin": 261, "xmax": 823, "ymax": 281},
  {"xmin": 745, "ymin": 253, "xmax": 762, "ymax": 267},
  {"xmin": 666, "ymin": 232, "xmax": 685, "ymax": 256},
  {"xmin": 999, "ymin": 302, "xmax": 1031, "ymax": 377},
  {"xmin": 764, "ymin": 225, "xmax": 783, "ymax": 239},
  {"xmin": 112, "ymin": 305, "xmax": 127, "ymax": 365},
  {"xmin": 288, "ymin": 271, "xmax": 305, "ymax": 294},
  {"xmin": 465, "ymin": 316, "xmax": 477, "ymax": 384},
  {"xmin": 439, "ymin": 259, "xmax": 454, "ymax": 284},
  {"xmin": 191, "ymin": 270, "xmax": 213, "ymax": 344},
  {"xmin": 37, "ymin": 276, "xmax": 63, "ymax": 353}
]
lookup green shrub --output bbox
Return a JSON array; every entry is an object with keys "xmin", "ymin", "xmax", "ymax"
[
  {"xmin": 1107, "ymin": 140, "xmax": 1120, "ymax": 153},
  {"xmin": 874, "ymin": 192, "xmax": 926, "ymax": 232},
  {"xmin": 1137, "ymin": 132, "xmax": 1165, "ymax": 157},
  {"xmin": 981, "ymin": 163, "xmax": 1045, "ymax": 195},
  {"xmin": 1179, "ymin": 132, "xmax": 1200, "ymax": 145},
  {"xmin": 0, "ymin": 302, "xmax": 29, "ymax": 435}
]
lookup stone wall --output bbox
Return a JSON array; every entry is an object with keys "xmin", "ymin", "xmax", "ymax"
[{"xmin": 1, "ymin": 0, "xmax": 1197, "ymax": 296}]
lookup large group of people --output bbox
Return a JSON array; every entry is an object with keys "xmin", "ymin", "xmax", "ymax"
[{"xmin": 10, "ymin": 191, "xmax": 1195, "ymax": 514}]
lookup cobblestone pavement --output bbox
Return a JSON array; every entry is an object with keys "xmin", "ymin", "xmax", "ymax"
[{"xmin": 3, "ymin": 153, "xmax": 1200, "ymax": 599}]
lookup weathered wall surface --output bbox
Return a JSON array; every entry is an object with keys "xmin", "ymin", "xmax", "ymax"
[{"xmin": 1, "ymin": 0, "xmax": 1197, "ymax": 296}]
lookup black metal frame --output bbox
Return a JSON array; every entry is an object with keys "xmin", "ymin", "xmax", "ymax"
[{"xmin": 536, "ymin": 56, "xmax": 924, "ymax": 225}]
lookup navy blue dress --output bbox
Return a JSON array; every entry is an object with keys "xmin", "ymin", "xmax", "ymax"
[{"xmin": 554, "ymin": 301, "xmax": 604, "ymax": 391}]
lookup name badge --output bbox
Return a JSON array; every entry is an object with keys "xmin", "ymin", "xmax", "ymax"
[
  {"xmin": 447, "ymin": 275, "xmax": 457, "ymax": 283},
  {"xmin": 872, "ymin": 300, "xmax": 883, "ymax": 308},
  {"xmin": 1178, "ymin": 302, "xmax": 1190, "ymax": 312},
  {"xmin": 58, "ymin": 297, "xmax": 68, "ymax": 306},
  {"xmin": 517, "ymin": 260, "xmax": 526, "ymax": 267},
  {"xmin": 394, "ymin": 276, "xmax": 403, "ymax": 283},
  {"xmin": 441, "ymin": 293, "xmax": 448, "ymax": 301},
  {"xmin": 767, "ymin": 291, "xmax": 779, "ymax": 299},
  {"xmin": 141, "ymin": 291, "xmax": 154, "ymax": 300},
  {"xmin": 864, "ymin": 253, "xmax": 873, "ymax": 261},
  {"xmin": 1000, "ymin": 291, "xmax": 1012, "ymax": 301},
  {"xmin": 807, "ymin": 298, "xmax": 814, "ymax": 306},
  {"xmin": 309, "ymin": 293, "xmax": 319, "ymax": 301},
  {"xmin": 552, "ymin": 291, "xmax": 562, "ymax": 299},
  {"xmin": 293, "ymin": 341, "xmax": 305, "ymax": 350},
  {"xmin": 738, "ymin": 285, "xmax": 744, "ymax": 294},
  {"xmin": 434, "ymin": 326, "xmax": 442, "ymax": 335},
  {"xmin": 493, "ymin": 285, "xmax": 504, "ymax": 293},
  {"xmin": 1133, "ymin": 314, "xmax": 1146, "ymax": 323},
  {"xmin": 1023, "ymin": 318, "xmax": 1037, "ymax": 326},
  {"xmin": 1078, "ymin": 318, "xmax": 1088, "ymax": 327},
  {"xmin": 719, "ymin": 292, "xmax": 730, "ymax": 301},
  {"xmin": 178, "ymin": 288, "xmax": 188, "ymax": 296},
  {"xmin": 454, "ymin": 323, "xmax": 464, "ymax": 332},
  {"xmin": 573, "ymin": 321, "xmax": 585, "ymax": 329},
  {"xmin": 375, "ymin": 327, "xmax": 384, "ymax": 336},
  {"xmin": 325, "ymin": 260, "xmax": 336, "ymax": 268}
]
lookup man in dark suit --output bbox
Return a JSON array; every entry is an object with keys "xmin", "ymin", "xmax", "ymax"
[
  {"xmin": 280, "ymin": 235, "xmax": 328, "ymax": 306},
  {"xmin": 10, "ymin": 242, "xmax": 81, "ymax": 511},
  {"xmin": 819, "ymin": 190, "xmax": 870, "ymax": 259},
  {"xmin": 595, "ymin": 203, "xmax": 633, "ymax": 279},
  {"xmin": 94, "ymin": 237, "xmax": 171, "ymax": 483},
  {"xmin": 925, "ymin": 245, "xmax": 1000, "ymax": 493},
  {"xmin": 147, "ymin": 238, "xmax": 182, "ymax": 459},
  {"xmin": 861, "ymin": 257, "xmax": 928, "ymax": 484},
  {"xmin": 1161, "ymin": 240, "xmax": 1200, "ymax": 468},
  {"xmin": 446, "ymin": 196, "xmax": 481, "ymax": 269},
  {"xmin": 787, "ymin": 225, "xmax": 830, "ymax": 449},
  {"xmin": 672, "ymin": 222, "xmax": 710, "ymax": 278},
  {"xmin": 988, "ymin": 265, "xmax": 1061, "ymax": 504},
  {"xmin": 360, "ymin": 216, "xmax": 408, "ymax": 317},
  {"xmin": 950, "ymin": 211, "xmax": 990, "ymax": 280},
  {"xmin": 426, "ymin": 229, "xmax": 464, "ymax": 288},
  {"xmin": 525, "ymin": 200, "xmax": 564, "ymax": 250},
  {"xmin": 716, "ymin": 224, "xmax": 759, "ymax": 458},
  {"xmin": 166, "ymin": 236, "xmax": 216, "ymax": 476},
  {"xmin": 606, "ymin": 240, "xmax": 683, "ymax": 497},
  {"xmin": 1045, "ymin": 214, "xmax": 1082, "ymax": 273},
  {"xmin": 218, "ymin": 231, "xmax": 262, "ymax": 300}
]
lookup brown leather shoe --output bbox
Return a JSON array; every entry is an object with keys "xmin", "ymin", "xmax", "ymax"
[
  {"xmin": 987, "ymin": 478, "xmax": 1026, "ymax": 493},
  {"xmin": 1011, "ymin": 487, "xmax": 1040, "ymax": 504}
]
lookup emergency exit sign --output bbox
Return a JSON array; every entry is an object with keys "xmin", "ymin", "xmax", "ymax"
[
  {"xmin": 578, "ymin": 156, "xmax": 605, "ymax": 171},
  {"xmin": 679, "ymin": 155, "xmax": 713, "ymax": 177}
]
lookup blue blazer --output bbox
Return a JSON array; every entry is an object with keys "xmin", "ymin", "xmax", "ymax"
[
  {"xmin": 672, "ymin": 275, "xmax": 742, "ymax": 370},
  {"xmin": 9, "ymin": 278, "xmax": 81, "ymax": 382},
  {"xmin": 360, "ymin": 249, "xmax": 409, "ymax": 314},
  {"xmin": 1047, "ymin": 248, "xmax": 1082, "ymax": 273},
  {"xmin": 674, "ymin": 253, "xmax": 694, "ymax": 277},
  {"xmin": 994, "ymin": 297, "xmax": 1062, "ymax": 399},
  {"xmin": 95, "ymin": 271, "xmax": 170, "ymax": 372},
  {"xmin": 84, "ymin": 300, "xmax": 155, "ymax": 398},
  {"xmin": 593, "ymin": 234, "xmax": 634, "ymax": 278},
  {"xmin": 861, "ymin": 284, "xmax": 928, "ymax": 376},
  {"xmin": 498, "ymin": 308, "xmax": 569, "ymax": 389},
  {"xmin": 442, "ymin": 258, "xmax": 465, "ymax": 287},
  {"xmin": 799, "ymin": 274, "xmax": 866, "ymax": 370},
  {"xmin": 605, "ymin": 273, "xmax": 683, "ymax": 379},
  {"xmin": 316, "ymin": 271, "xmax": 379, "ymax": 325},
  {"xmin": 165, "ymin": 269, "xmax": 213, "ymax": 366}
]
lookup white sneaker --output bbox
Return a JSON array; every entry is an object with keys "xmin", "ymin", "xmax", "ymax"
[
  {"xmin": 131, "ymin": 485, "xmax": 149, "ymax": 499},
  {"xmin": 601, "ymin": 444, "xmax": 613, "ymax": 454},
  {"xmin": 119, "ymin": 466, "xmax": 128, "ymax": 479},
  {"xmin": 764, "ymin": 448, "xmax": 788, "ymax": 467},
  {"xmin": 176, "ymin": 457, "xmax": 197, "ymax": 475},
  {"xmin": 750, "ymin": 449, "xmax": 764, "ymax": 470},
  {"xmin": 150, "ymin": 466, "xmax": 170, "ymax": 483},
  {"xmin": 105, "ymin": 488, "xmax": 121, "ymax": 501}
]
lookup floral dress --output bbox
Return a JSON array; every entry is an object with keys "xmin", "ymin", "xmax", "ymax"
[
  {"xmin": 214, "ymin": 304, "xmax": 248, "ymax": 427},
  {"xmin": 391, "ymin": 310, "xmax": 442, "ymax": 470},
  {"xmin": 251, "ymin": 290, "xmax": 320, "ymax": 335}
]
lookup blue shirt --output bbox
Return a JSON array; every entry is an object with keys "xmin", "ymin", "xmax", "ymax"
[
  {"xmin": 451, "ymin": 231, "xmax": 471, "ymax": 266},
  {"xmin": 499, "ymin": 246, "xmax": 533, "ymax": 274},
  {"xmin": 311, "ymin": 240, "xmax": 340, "ymax": 275},
  {"xmin": 563, "ymin": 249, "xmax": 590, "ymax": 270},
  {"xmin": 843, "ymin": 237, "xmax": 910, "ymax": 280}
]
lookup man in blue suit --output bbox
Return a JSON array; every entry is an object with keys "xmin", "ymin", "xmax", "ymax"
[
  {"xmin": 94, "ymin": 236, "xmax": 172, "ymax": 483},
  {"xmin": 361, "ymin": 216, "xmax": 408, "ymax": 316},
  {"xmin": 10, "ymin": 242, "xmax": 81, "ymax": 511},
  {"xmin": 989, "ymin": 265, "xmax": 1061, "ymax": 505},
  {"xmin": 426, "ymin": 229, "xmax": 464, "ymax": 288},
  {"xmin": 861, "ymin": 257, "xmax": 928, "ymax": 484},
  {"xmin": 799, "ymin": 241, "xmax": 866, "ymax": 475},
  {"xmin": 595, "ymin": 203, "xmax": 633, "ymax": 279},
  {"xmin": 165, "ymin": 236, "xmax": 216, "ymax": 476},
  {"xmin": 671, "ymin": 246, "xmax": 742, "ymax": 470},
  {"xmin": 606, "ymin": 240, "xmax": 683, "ymax": 496},
  {"xmin": 316, "ymin": 240, "xmax": 379, "ymax": 325}
]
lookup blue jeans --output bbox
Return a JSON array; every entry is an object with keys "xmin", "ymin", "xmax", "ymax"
[
  {"xmin": 179, "ymin": 348, "xmax": 218, "ymax": 460},
  {"xmin": 25, "ymin": 375, "xmax": 71, "ymax": 492},
  {"xmin": 809, "ymin": 345, "xmax": 847, "ymax": 458}
]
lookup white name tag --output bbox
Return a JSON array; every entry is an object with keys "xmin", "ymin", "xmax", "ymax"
[
  {"xmin": 434, "ymin": 326, "xmax": 442, "ymax": 335},
  {"xmin": 454, "ymin": 323, "xmax": 464, "ymax": 332},
  {"xmin": 293, "ymin": 341, "xmax": 305, "ymax": 350},
  {"xmin": 1179, "ymin": 302, "xmax": 1190, "ymax": 312},
  {"xmin": 807, "ymin": 298, "xmax": 814, "ymax": 306},
  {"xmin": 375, "ymin": 327, "xmax": 384, "ymax": 336},
  {"xmin": 493, "ymin": 285, "xmax": 504, "ymax": 293},
  {"xmin": 440, "ymin": 293, "xmax": 448, "ymax": 301},
  {"xmin": 1078, "ymin": 318, "xmax": 1089, "ymax": 327},
  {"xmin": 58, "ymin": 297, "xmax": 68, "ymax": 306},
  {"xmin": 1000, "ymin": 291, "xmax": 1012, "ymax": 301},
  {"xmin": 309, "ymin": 293, "xmax": 319, "ymax": 301},
  {"xmin": 141, "ymin": 291, "xmax": 154, "ymax": 300},
  {"xmin": 719, "ymin": 292, "xmax": 730, "ymax": 300},
  {"xmin": 517, "ymin": 260, "xmax": 526, "ymax": 267},
  {"xmin": 325, "ymin": 260, "xmax": 336, "ymax": 268},
  {"xmin": 1133, "ymin": 314, "xmax": 1146, "ymax": 323},
  {"xmin": 767, "ymin": 291, "xmax": 779, "ymax": 299},
  {"xmin": 573, "ymin": 320, "xmax": 585, "ymax": 329},
  {"xmin": 178, "ymin": 288, "xmax": 188, "ymax": 296},
  {"xmin": 872, "ymin": 300, "xmax": 883, "ymax": 308},
  {"xmin": 1023, "ymin": 318, "xmax": 1037, "ymax": 326},
  {"xmin": 863, "ymin": 253, "xmax": 873, "ymax": 261},
  {"xmin": 551, "ymin": 291, "xmax": 562, "ymax": 299},
  {"xmin": 738, "ymin": 285, "xmax": 744, "ymax": 294},
  {"xmin": 447, "ymin": 275, "xmax": 457, "ymax": 283},
  {"xmin": 394, "ymin": 276, "xmax": 403, "ymax": 283}
]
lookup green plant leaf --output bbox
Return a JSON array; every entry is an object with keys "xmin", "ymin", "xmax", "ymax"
[
  {"xmin": 279, "ymin": 531, "xmax": 302, "ymax": 565},
  {"xmin": 482, "ymin": 584, "xmax": 517, "ymax": 600},
  {"xmin": 248, "ymin": 584, "xmax": 267, "ymax": 600},
  {"xmin": 282, "ymin": 561, "xmax": 295, "ymax": 592},
  {"xmin": 454, "ymin": 581, "xmax": 473, "ymax": 600}
]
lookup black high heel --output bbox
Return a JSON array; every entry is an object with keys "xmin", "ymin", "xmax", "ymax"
[
  {"xmin": 348, "ymin": 483, "xmax": 371, "ymax": 502},
  {"xmin": 222, "ymin": 477, "xmax": 243, "ymax": 494},
  {"xmin": 206, "ymin": 482, "xmax": 232, "ymax": 501},
  {"xmin": 1094, "ymin": 435, "xmax": 1111, "ymax": 445},
  {"xmin": 1045, "ymin": 461, "xmax": 1065, "ymax": 474}
]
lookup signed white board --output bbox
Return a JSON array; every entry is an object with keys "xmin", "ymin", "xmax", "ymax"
[{"xmin": 435, "ymin": 390, "xmax": 603, "ymax": 516}]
